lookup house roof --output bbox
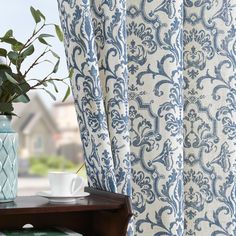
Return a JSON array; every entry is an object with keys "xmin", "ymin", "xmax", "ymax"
[
  {"xmin": 12, "ymin": 93, "xmax": 58, "ymax": 133},
  {"xmin": 22, "ymin": 113, "xmax": 56, "ymax": 134}
]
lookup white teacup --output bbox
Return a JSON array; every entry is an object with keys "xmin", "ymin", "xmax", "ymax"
[{"xmin": 48, "ymin": 172, "xmax": 84, "ymax": 196}]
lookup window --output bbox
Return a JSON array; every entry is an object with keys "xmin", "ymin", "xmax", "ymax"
[{"xmin": 33, "ymin": 135, "xmax": 44, "ymax": 153}]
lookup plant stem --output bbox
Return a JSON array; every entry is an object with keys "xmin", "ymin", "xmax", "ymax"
[
  {"xmin": 20, "ymin": 23, "xmax": 45, "ymax": 53},
  {"xmin": 76, "ymin": 163, "xmax": 85, "ymax": 174},
  {"xmin": 17, "ymin": 23, "xmax": 45, "ymax": 74},
  {"xmin": 30, "ymin": 71, "xmax": 53, "ymax": 89},
  {"xmin": 24, "ymin": 49, "xmax": 48, "ymax": 77}
]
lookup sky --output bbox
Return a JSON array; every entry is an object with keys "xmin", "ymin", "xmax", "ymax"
[{"xmin": 0, "ymin": 0, "xmax": 70, "ymax": 108}]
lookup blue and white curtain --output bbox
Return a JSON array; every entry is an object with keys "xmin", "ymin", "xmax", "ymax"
[{"xmin": 57, "ymin": 0, "xmax": 236, "ymax": 235}]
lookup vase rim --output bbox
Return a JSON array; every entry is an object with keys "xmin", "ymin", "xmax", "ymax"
[
  {"xmin": 0, "ymin": 115, "xmax": 15, "ymax": 133},
  {"xmin": 0, "ymin": 115, "xmax": 12, "ymax": 118}
]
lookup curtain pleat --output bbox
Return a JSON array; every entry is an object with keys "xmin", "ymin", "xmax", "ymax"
[
  {"xmin": 126, "ymin": 1, "xmax": 184, "ymax": 235},
  {"xmin": 183, "ymin": 1, "xmax": 236, "ymax": 234},
  {"xmin": 58, "ymin": 0, "xmax": 118, "ymax": 192},
  {"xmin": 57, "ymin": 0, "xmax": 236, "ymax": 235}
]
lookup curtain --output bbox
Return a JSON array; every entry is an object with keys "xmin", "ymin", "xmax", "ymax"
[{"xmin": 57, "ymin": 0, "xmax": 236, "ymax": 235}]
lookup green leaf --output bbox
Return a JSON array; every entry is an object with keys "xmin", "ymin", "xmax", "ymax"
[
  {"xmin": 50, "ymin": 50, "xmax": 60, "ymax": 59},
  {"xmin": 0, "ymin": 102, "xmax": 14, "ymax": 114},
  {"xmin": 48, "ymin": 80, "xmax": 58, "ymax": 93},
  {"xmin": 3, "ymin": 30, "xmax": 13, "ymax": 39},
  {"xmin": 19, "ymin": 81, "xmax": 31, "ymax": 93},
  {"xmin": 37, "ymin": 9, "xmax": 45, "ymax": 21},
  {"xmin": 0, "ymin": 68, "xmax": 12, "ymax": 84},
  {"xmin": 30, "ymin": 6, "xmax": 41, "ymax": 24},
  {"xmin": 38, "ymin": 37, "xmax": 51, "ymax": 46},
  {"xmin": 54, "ymin": 25, "xmax": 63, "ymax": 42},
  {"xmin": 1, "ymin": 38, "xmax": 18, "ymax": 45},
  {"xmin": 0, "ymin": 48, "xmax": 7, "ymax": 57},
  {"xmin": 7, "ymin": 51, "xmax": 19, "ymax": 65},
  {"xmin": 43, "ymin": 59, "xmax": 53, "ymax": 64},
  {"xmin": 0, "ymin": 64, "xmax": 11, "ymax": 70},
  {"xmin": 62, "ymin": 85, "xmax": 70, "ymax": 102},
  {"xmin": 52, "ymin": 60, "xmax": 60, "ymax": 73},
  {"xmin": 42, "ymin": 81, "xmax": 48, "ymax": 87},
  {"xmin": 22, "ymin": 45, "xmax": 34, "ymax": 58},
  {"xmin": 13, "ymin": 94, "xmax": 30, "ymax": 103},
  {"xmin": 11, "ymin": 42, "xmax": 24, "ymax": 51},
  {"xmin": 69, "ymin": 68, "xmax": 74, "ymax": 79},
  {"xmin": 4, "ymin": 72, "xmax": 18, "ymax": 84},
  {"xmin": 43, "ymin": 88, "xmax": 56, "ymax": 101},
  {"xmin": 38, "ymin": 33, "xmax": 54, "ymax": 38}
]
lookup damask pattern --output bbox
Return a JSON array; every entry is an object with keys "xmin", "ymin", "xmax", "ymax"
[
  {"xmin": 57, "ymin": 0, "xmax": 236, "ymax": 235},
  {"xmin": 184, "ymin": 1, "xmax": 236, "ymax": 235}
]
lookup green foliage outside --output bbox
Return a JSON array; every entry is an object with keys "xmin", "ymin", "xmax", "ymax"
[{"xmin": 28, "ymin": 155, "xmax": 86, "ymax": 177}]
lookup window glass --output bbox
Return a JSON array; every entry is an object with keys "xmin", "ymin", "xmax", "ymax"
[{"xmin": 33, "ymin": 135, "xmax": 44, "ymax": 153}]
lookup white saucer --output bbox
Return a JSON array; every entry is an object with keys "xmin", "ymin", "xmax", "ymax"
[{"xmin": 37, "ymin": 191, "xmax": 90, "ymax": 203}]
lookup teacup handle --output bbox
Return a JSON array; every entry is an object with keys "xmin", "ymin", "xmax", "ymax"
[{"xmin": 71, "ymin": 176, "xmax": 83, "ymax": 195}]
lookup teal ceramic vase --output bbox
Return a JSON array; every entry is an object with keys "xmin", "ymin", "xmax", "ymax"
[{"xmin": 0, "ymin": 115, "xmax": 18, "ymax": 202}]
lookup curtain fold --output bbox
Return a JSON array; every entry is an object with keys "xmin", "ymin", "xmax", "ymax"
[
  {"xmin": 183, "ymin": 1, "xmax": 236, "ymax": 234},
  {"xmin": 57, "ymin": 0, "xmax": 236, "ymax": 235},
  {"xmin": 126, "ymin": 1, "xmax": 184, "ymax": 235},
  {"xmin": 58, "ymin": 0, "xmax": 131, "ymax": 195}
]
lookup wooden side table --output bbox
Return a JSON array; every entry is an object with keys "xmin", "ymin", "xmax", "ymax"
[{"xmin": 0, "ymin": 187, "xmax": 132, "ymax": 236}]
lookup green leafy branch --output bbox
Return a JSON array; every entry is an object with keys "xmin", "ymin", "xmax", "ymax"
[{"xmin": 0, "ymin": 6, "xmax": 73, "ymax": 115}]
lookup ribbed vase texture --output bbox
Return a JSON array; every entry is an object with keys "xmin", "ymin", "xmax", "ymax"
[{"xmin": 0, "ymin": 116, "xmax": 18, "ymax": 202}]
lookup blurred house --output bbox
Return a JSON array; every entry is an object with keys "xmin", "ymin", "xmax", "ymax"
[
  {"xmin": 53, "ymin": 100, "xmax": 83, "ymax": 163},
  {"xmin": 12, "ymin": 94, "xmax": 83, "ymax": 174},
  {"xmin": 12, "ymin": 94, "xmax": 58, "ymax": 159}
]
